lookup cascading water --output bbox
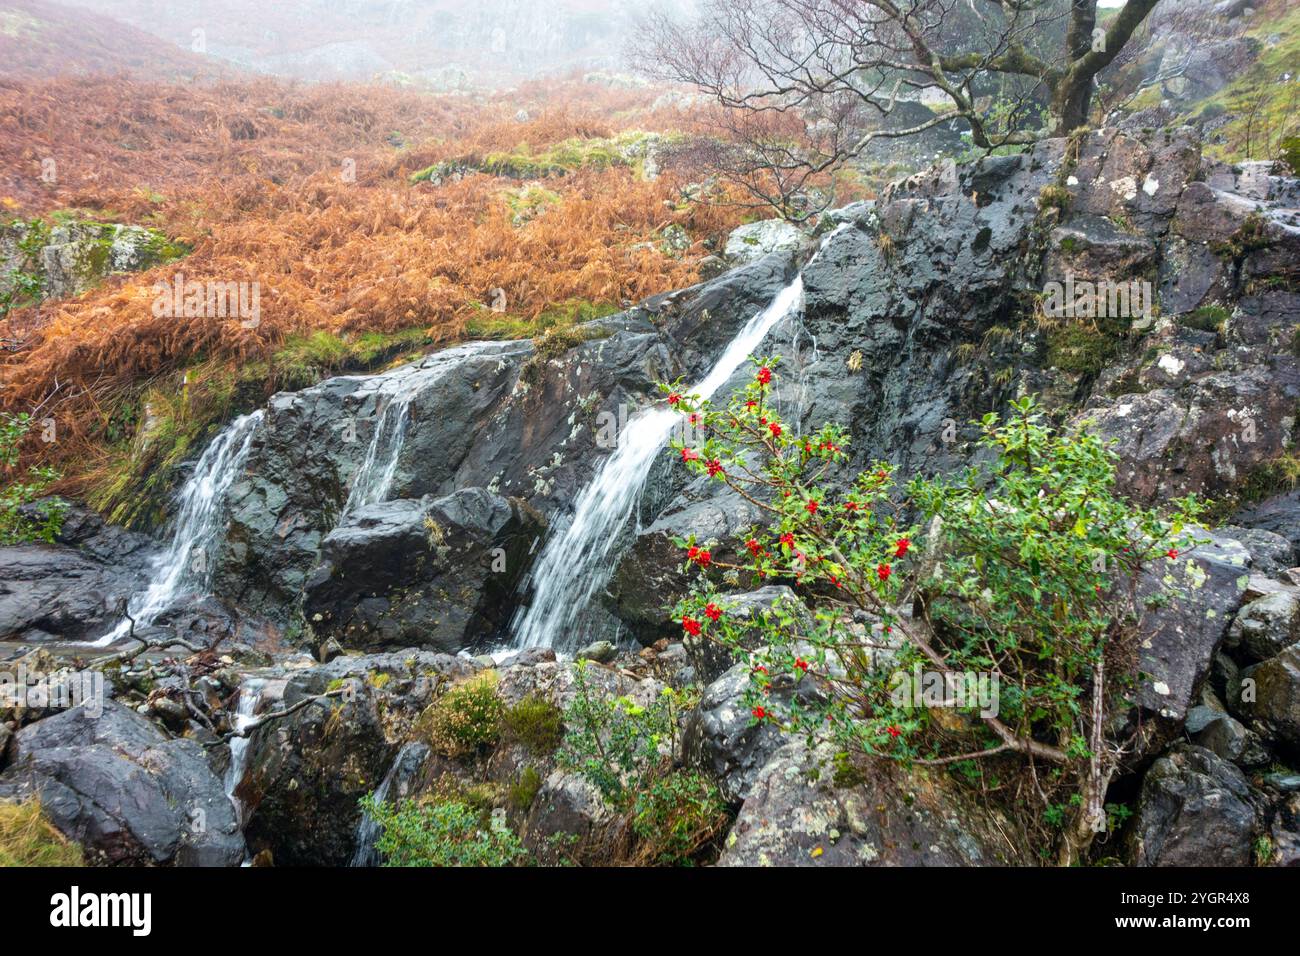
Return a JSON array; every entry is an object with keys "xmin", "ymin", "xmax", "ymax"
[
  {"xmin": 511, "ymin": 276, "xmax": 809, "ymax": 650},
  {"xmin": 350, "ymin": 741, "xmax": 429, "ymax": 867},
  {"xmin": 340, "ymin": 341, "xmax": 521, "ymax": 519},
  {"xmin": 224, "ymin": 676, "xmax": 265, "ymax": 828},
  {"xmin": 94, "ymin": 411, "xmax": 265, "ymax": 647},
  {"xmin": 511, "ymin": 228, "xmax": 850, "ymax": 651}
]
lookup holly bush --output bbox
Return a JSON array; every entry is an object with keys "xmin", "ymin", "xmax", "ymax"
[{"xmin": 662, "ymin": 358, "xmax": 1202, "ymax": 858}]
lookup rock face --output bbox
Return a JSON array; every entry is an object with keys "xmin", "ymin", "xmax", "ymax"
[
  {"xmin": 717, "ymin": 742, "xmax": 1025, "ymax": 866},
  {"xmin": 0, "ymin": 700, "xmax": 244, "ymax": 866},
  {"xmin": 1128, "ymin": 744, "xmax": 1257, "ymax": 867},
  {"xmin": 302, "ymin": 489, "xmax": 545, "ymax": 654},
  {"xmin": 212, "ymin": 254, "xmax": 797, "ymax": 630},
  {"xmin": 237, "ymin": 651, "xmax": 474, "ymax": 866},
  {"xmin": 724, "ymin": 220, "xmax": 808, "ymax": 265},
  {"xmin": 0, "ymin": 506, "xmax": 156, "ymax": 643},
  {"xmin": 1132, "ymin": 532, "xmax": 1251, "ymax": 723},
  {"xmin": 1238, "ymin": 645, "xmax": 1300, "ymax": 756}
]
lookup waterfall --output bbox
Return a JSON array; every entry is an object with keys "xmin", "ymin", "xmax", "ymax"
[
  {"xmin": 93, "ymin": 411, "xmax": 265, "ymax": 647},
  {"xmin": 340, "ymin": 341, "xmax": 523, "ymax": 519},
  {"xmin": 511, "ymin": 275, "xmax": 808, "ymax": 650},
  {"xmin": 224, "ymin": 677, "xmax": 266, "ymax": 828},
  {"xmin": 350, "ymin": 741, "xmax": 430, "ymax": 867}
]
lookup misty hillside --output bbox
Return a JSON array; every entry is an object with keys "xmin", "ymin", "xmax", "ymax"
[{"xmin": 50, "ymin": 0, "xmax": 695, "ymax": 86}]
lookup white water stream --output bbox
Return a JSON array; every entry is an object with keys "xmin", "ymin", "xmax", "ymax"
[
  {"xmin": 223, "ymin": 677, "xmax": 266, "ymax": 828},
  {"xmin": 93, "ymin": 411, "xmax": 264, "ymax": 647},
  {"xmin": 339, "ymin": 343, "xmax": 498, "ymax": 518},
  {"xmin": 511, "ymin": 274, "xmax": 810, "ymax": 650}
]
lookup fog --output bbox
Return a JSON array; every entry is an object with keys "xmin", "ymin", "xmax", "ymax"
[{"xmin": 44, "ymin": 0, "xmax": 694, "ymax": 87}]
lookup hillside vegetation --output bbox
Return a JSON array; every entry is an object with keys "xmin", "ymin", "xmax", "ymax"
[{"xmin": 0, "ymin": 76, "xmax": 746, "ymax": 516}]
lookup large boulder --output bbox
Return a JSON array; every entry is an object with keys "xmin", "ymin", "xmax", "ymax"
[
  {"xmin": 1226, "ymin": 590, "xmax": 1300, "ymax": 663},
  {"xmin": 1127, "ymin": 744, "xmax": 1257, "ymax": 867},
  {"xmin": 724, "ymin": 220, "xmax": 807, "ymax": 265},
  {"xmin": 684, "ymin": 656, "xmax": 822, "ymax": 803},
  {"xmin": 237, "ymin": 651, "xmax": 473, "ymax": 866},
  {"xmin": 0, "ymin": 700, "xmax": 244, "ymax": 866},
  {"xmin": 1132, "ymin": 531, "xmax": 1251, "ymax": 723},
  {"xmin": 717, "ymin": 742, "xmax": 1026, "ymax": 866},
  {"xmin": 302, "ymin": 489, "xmax": 545, "ymax": 654},
  {"xmin": 214, "ymin": 339, "xmax": 533, "ymax": 616},
  {"xmin": 1237, "ymin": 645, "xmax": 1300, "ymax": 756}
]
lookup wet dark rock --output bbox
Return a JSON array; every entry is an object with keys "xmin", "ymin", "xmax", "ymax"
[
  {"xmin": 0, "ymin": 544, "xmax": 141, "ymax": 644},
  {"xmin": 0, "ymin": 700, "xmax": 244, "ymax": 866},
  {"xmin": 1267, "ymin": 792, "xmax": 1300, "ymax": 866},
  {"xmin": 1192, "ymin": 711, "xmax": 1271, "ymax": 768},
  {"xmin": 1237, "ymin": 645, "xmax": 1300, "ymax": 756},
  {"xmin": 302, "ymin": 489, "xmax": 545, "ymax": 654},
  {"xmin": 1234, "ymin": 492, "xmax": 1300, "ymax": 566},
  {"xmin": 1128, "ymin": 744, "xmax": 1257, "ymax": 867}
]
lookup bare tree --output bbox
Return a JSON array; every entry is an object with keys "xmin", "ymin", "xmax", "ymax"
[{"xmin": 638, "ymin": 0, "xmax": 1162, "ymax": 214}]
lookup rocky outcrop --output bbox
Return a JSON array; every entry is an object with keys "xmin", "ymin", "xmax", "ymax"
[
  {"xmin": 237, "ymin": 651, "xmax": 474, "ymax": 866},
  {"xmin": 211, "ymin": 254, "xmax": 797, "ymax": 629},
  {"xmin": 717, "ymin": 742, "xmax": 1026, "ymax": 866},
  {"xmin": 0, "ymin": 218, "xmax": 181, "ymax": 302},
  {"xmin": 0, "ymin": 506, "xmax": 156, "ymax": 643},
  {"xmin": 302, "ymin": 489, "xmax": 545, "ymax": 655},
  {"xmin": 1128, "ymin": 744, "xmax": 1258, "ymax": 867},
  {"xmin": 0, "ymin": 700, "xmax": 244, "ymax": 866}
]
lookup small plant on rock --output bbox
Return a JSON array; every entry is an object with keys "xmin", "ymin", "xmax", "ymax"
[
  {"xmin": 417, "ymin": 670, "xmax": 504, "ymax": 758},
  {"xmin": 557, "ymin": 662, "xmax": 726, "ymax": 865},
  {"xmin": 502, "ymin": 694, "xmax": 564, "ymax": 755},
  {"xmin": 359, "ymin": 795, "xmax": 527, "ymax": 867}
]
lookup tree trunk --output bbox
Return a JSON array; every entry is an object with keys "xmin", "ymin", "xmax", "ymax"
[
  {"xmin": 1055, "ymin": 0, "xmax": 1099, "ymax": 133},
  {"xmin": 1054, "ymin": 74, "xmax": 1095, "ymax": 134},
  {"xmin": 1052, "ymin": 0, "xmax": 1163, "ymax": 134}
]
